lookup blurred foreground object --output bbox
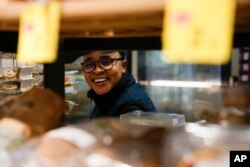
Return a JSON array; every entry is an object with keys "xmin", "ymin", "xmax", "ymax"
[
  {"xmin": 0, "ymin": 87, "xmax": 68, "ymax": 152},
  {"xmin": 9, "ymin": 119, "xmax": 250, "ymax": 167},
  {"xmin": 120, "ymin": 110, "xmax": 185, "ymax": 127},
  {"xmin": 17, "ymin": 0, "xmax": 61, "ymax": 63},
  {"xmin": 11, "ymin": 118, "xmax": 175, "ymax": 167},
  {"xmin": 0, "ymin": 0, "xmax": 26, "ymax": 3},
  {"xmin": 162, "ymin": 0, "xmax": 236, "ymax": 64},
  {"xmin": 165, "ymin": 123, "xmax": 250, "ymax": 167}
]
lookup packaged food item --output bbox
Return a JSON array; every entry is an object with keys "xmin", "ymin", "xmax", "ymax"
[
  {"xmin": 1, "ymin": 81, "xmax": 20, "ymax": 90},
  {"xmin": 65, "ymin": 70, "xmax": 78, "ymax": 94},
  {"xmin": 0, "ymin": 68, "xmax": 18, "ymax": 80},
  {"xmin": 193, "ymin": 85, "xmax": 250, "ymax": 125},
  {"xmin": 65, "ymin": 100, "xmax": 79, "ymax": 114},
  {"xmin": 120, "ymin": 110, "xmax": 185, "ymax": 127},
  {"xmin": 3, "ymin": 69, "xmax": 17, "ymax": 79},
  {"xmin": 0, "ymin": 66, "xmax": 38, "ymax": 94}
]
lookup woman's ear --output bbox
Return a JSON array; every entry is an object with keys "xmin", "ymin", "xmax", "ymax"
[{"xmin": 122, "ymin": 61, "xmax": 127, "ymax": 73}]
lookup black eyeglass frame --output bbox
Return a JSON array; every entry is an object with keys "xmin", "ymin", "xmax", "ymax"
[{"xmin": 81, "ymin": 57, "xmax": 124, "ymax": 73}]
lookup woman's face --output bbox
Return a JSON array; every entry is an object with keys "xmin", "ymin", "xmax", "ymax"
[{"xmin": 82, "ymin": 51, "xmax": 127, "ymax": 95}]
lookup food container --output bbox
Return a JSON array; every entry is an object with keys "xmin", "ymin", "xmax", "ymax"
[
  {"xmin": 120, "ymin": 111, "xmax": 185, "ymax": 127},
  {"xmin": 193, "ymin": 85, "xmax": 250, "ymax": 125},
  {"xmin": 65, "ymin": 70, "xmax": 78, "ymax": 94},
  {"xmin": 65, "ymin": 100, "xmax": 79, "ymax": 115}
]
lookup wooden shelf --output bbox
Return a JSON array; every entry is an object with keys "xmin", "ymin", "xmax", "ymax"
[{"xmin": 0, "ymin": 0, "xmax": 250, "ymax": 37}]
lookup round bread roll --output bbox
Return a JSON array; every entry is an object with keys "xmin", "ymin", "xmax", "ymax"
[
  {"xmin": 64, "ymin": 76, "xmax": 74, "ymax": 87},
  {"xmin": 3, "ymin": 69, "xmax": 16, "ymax": 79},
  {"xmin": 4, "ymin": 87, "xmax": 68, "ymax": 137},
  {"xmin": 64, "ymin": 82, "xmax": 74, "ymax": 87},
  {"xmin": 1, "ymin": 82, "xmax": 18, "ymax": 90}
]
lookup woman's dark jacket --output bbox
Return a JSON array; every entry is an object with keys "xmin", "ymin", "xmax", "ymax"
[{"xmin": 88, "ymin": 72, "xmax": 157, "ymax": 119}]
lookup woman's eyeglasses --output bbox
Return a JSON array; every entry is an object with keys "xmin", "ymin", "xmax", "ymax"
[{"xmin": 81, "ymin": 56, "xmax": 123, "ymax": 73}]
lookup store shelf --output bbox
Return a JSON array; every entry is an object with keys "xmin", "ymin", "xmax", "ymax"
[
  {"xmin": 1, "ymin": 0, "xmax": 250, "ymax": 98},
  {"xmin": 0, "ymin": 0, "xmax": 250, "ymax": 37}
]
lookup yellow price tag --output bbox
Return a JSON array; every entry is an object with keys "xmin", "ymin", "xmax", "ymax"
[
  {"xmin": 162, "ymin": 0, "xmax": 236, "ymax": 64},
  {"xmin": 17, "ymin": 1, "xmax": 61, "ymax": 64}
]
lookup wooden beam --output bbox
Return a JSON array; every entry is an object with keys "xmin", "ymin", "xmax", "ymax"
[{"xmin": 0, "ymin": 0, "xmax": 250, "ymax": 36}]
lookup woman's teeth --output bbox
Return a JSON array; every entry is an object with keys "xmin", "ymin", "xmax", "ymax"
[{"xmin": 94, "ymin": 78, "xmax": 106, "ymax": 83}]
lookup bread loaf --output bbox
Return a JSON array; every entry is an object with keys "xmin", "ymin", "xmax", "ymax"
[{"xmin": 4, "ymin": 87, "xmax": 68, "ymax": 137}]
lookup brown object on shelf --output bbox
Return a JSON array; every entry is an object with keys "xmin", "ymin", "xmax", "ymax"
[
  {"xmin": 194, "ymin": 85, "xmax": 250, "ymax": 125},
  {"xmin": 198, "ymin": 109, "xmax": 217, "ymax": 123},
  {"xmin": 217, "ymin": 108, "xmax": 250, "ymax": 125},
  {"xmin": 1, "ymin": 81, "xmax": 19, "ymax": 90},
  {"xmin": 193, "ymin": 100, "xmax": 217, "ymax": 123},
  {"xmin": 3, "ymin": 69, "xmax": 16, "ymax": 79},
  {"xmin": 223, "ymin": 86, "xmax": 250, "ymax": 108},
  {"xmin": 196, "ymin": 106, "xmax": 250, "ymax": 125},
  {"xmin": 2, "ymin": 87, "xmax": 68, "ymax": 137},
  {"xmin": 219, "ymin": 85, "xmax": 250, "ymax": 125},
  {"xmin": 1, "ymin": 83, "xmax": 18, "ymax": 90},
  {"xmin": 64, "ymin": 82, "xmax": 73, "ymax": 87},
  {"xmin": 64, "ymin": 75, "xmax": 74, "ymax": 87}
]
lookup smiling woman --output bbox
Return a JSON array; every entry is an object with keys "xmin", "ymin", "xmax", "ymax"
[{"xmin": 81, "ymin": 50, "xmax": 157, "ymax": 119}]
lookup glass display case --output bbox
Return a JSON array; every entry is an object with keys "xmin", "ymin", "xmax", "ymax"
[
  {"xmin": 64, "ymin": 56, "xmax": 91, "ymax": 123},
  {"xmin": 63, "ymin": 49, "xmax": 237, "ymax": 122},
  {"xmin": 136, "ymin": 50, "xmax": 222, "ymax": 121},
  {"xmin": 0, "ymin": 52, "xmax": 43, "ymax": 98}
]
